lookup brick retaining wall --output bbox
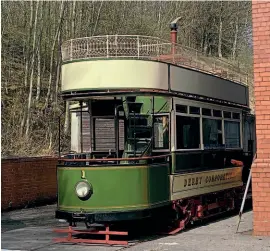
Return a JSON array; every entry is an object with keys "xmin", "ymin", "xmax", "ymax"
[
  {"xmin": 252, "ymin": 1, "xmax": 270, "ymax": 236},
  {"xmin": 1, "ymin": 157, "xmax": 58, "ymax": 210}
]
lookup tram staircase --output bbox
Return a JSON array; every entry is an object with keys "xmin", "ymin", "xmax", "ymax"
[{"xmin": 121, "ymin": 99, "xmax": 152, "ymax": 163}]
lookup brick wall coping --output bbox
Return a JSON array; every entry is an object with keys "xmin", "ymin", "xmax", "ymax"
[{"xmin": 1, "ymin": 156, "xmax": 58, "ymax": 163}]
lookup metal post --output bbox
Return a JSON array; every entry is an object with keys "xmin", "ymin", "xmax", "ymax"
[
  {"xmin": 57, "ymin": 111, "xmax": 65, "ymax": 159},
  {"xmin": 152, "ymin": 96, "xmax": 155, "ymax": 152},
  {"xmin": 133, "ymin": 110, "xmax": 136, "ymax": 158},
  {"xmin": 170, "ymin": 17, "xmax": 181, "ymax": 62},
  {"xmin": 88, "ymin": 100, "xmax": 92, "ymax": 155},
  {"xmin": 137, "ymin": 36, "xmax": 140, "ymax": 58},
  {"xmin": 236, "ymin": 168, "xmax": 252, "ymax": 233},
  {"xmin": 106, "ymin": 35, "xmax": 109, "ymax": 58},
  {"xmin": 170, "ymin": 29, "xmax": 177, "ymax": 56},
  {"xmin": 114, "ymin": 98, "xmax": 119, "ymax": 160},
  {"xmin": 80, "ymin": 101, "xmax": 83, "ymax": 153},
  {"xmin": 70, "ymin": 39, "xmax": 73, "ymax": 60},
  {"xmin": 157, "ymin": 41, "xmax": 160, "ymax": 61},
  {"xmin": 58, "ymin": 116, "xmax": 61, "ymax": 158},
  {"xmin": 236, "ymin": 152, "xmax": 256, "ymax": 233},
  {"xmin": 115, "ymin": 35, "xmax": 118, "ymax": 57}
]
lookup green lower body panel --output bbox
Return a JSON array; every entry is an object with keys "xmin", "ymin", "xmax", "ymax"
[{"xmin": 57, "ymin": 163, "xmax": 170, "ymax": 213}]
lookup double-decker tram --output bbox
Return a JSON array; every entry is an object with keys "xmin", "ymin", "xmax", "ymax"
[{"xmin": 54, "ymin": 24, "xmax": 255, "ymax": 245}]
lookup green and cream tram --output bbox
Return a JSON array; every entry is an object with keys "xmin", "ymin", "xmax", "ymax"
[{"xmin": 55, "ymin": 31, "xmax": 255, "ymax": 241}]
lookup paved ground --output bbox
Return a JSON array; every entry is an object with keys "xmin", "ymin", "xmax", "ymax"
[{"xmin": 1, "ymin": 204, "xmax": 270, "ymax": 251}]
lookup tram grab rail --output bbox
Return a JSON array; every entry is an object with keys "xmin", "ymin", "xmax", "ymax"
[{"xmin": 58, "ymin": 154, "xmax": 171, "ymax": 163}]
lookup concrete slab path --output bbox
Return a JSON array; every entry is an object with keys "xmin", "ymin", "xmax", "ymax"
[{"xmin": 1, "ymin": 204, "xmax": 269, "ymax": 251}]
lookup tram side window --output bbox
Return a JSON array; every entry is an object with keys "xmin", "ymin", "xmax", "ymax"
[
  {"xmin": 153, "ymin": 115, "xmax": 169, "ymax": 149},
  {"xmin": 224, "ymin": 121, "xmax": 240, "ymax": 148},
  {"xmin": 203, "ymin": 118, "xmax": 223, "ymax": 148},
  {"xmin": 176, "ymin": 116, "xmax": 200, "ymax": 149}
]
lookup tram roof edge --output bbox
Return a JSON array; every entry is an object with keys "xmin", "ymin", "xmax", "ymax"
[
  {"xmin": 60, "ymin": 59, "xmax": 250, "ymax": 110},
  {"xmin": 60, "ymin": 89, "xmax": 250, "ymax": 111}
]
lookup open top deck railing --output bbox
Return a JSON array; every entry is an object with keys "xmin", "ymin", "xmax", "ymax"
[{"xmin": 61, "ymin": 35, "xmax": 252, "ymax": 86}]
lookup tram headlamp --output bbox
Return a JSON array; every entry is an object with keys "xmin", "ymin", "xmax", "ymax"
[{"xmin": 75, "ymin": 181, "xmax": 92, "ymax": 199}]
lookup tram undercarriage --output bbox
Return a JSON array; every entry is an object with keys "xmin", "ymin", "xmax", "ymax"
[{"xmin": 54, "ymin": 184, "xmax": 252, "ymax": 245}]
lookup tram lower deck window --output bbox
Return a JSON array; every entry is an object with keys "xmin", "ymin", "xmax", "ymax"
[
  {"xmin": 176, "ymin": 116, "xmax": 200, "ymax": 149},
  {"xmin": 224, "ymin": 121, "xmax": 240, "ymax": 148},
  {"xmin": 203, "ymin": 118, "xmax": 223, "ymax": 148}
]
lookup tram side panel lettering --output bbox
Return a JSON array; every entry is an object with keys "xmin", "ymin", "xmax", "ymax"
[{"xmin": 171, "ymin": 167, "xmax": 243, "ymax": 199}]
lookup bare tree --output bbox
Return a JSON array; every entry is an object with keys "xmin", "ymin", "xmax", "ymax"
[
  {"xmin": 36, "ymin": 1, "xmax": 44, "ymax": 101},
  {"xmin": 92, "ymin": 0, "xmax": 103, "ymax": 36},
  {"xmin": 71, "ymin": 0, "xmax": 76, "ymax": 37},
  {"xmin": 20, "ymin": 0, "xmax": 34, "ymax": 135},
  {"xmin": 24, "ymin": 0, "xmax": 34, "ymax": 88},
  {"xmin": 218, "ymin": 2, "xmax": 223, "ymax": 58},
  {"xmin": 44, "ymin": 0, "xmax": 65, "ymax": 109},
  {"xmin": 1, "ymin": 0, "xmax": 253, "ymax": 157},
  {"xmin": 25, "ymin": 0, "xmax": 40, "ymax": 137}
]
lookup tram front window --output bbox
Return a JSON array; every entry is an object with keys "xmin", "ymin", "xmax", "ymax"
[
  {"xmin": 126, "ymin": 113, "xmax": 152, "ymax": 156},
  {"xmin": 68, "ymin": 97, "xmax": 171, "ymax": 161},
  {"xmin": 153, "ymin": 115, "xmax": 169, "ymax": 149},
  {"xmin": 224, "ymin": 121, "xmax": 240, "ymax": 148},
  {"xmin": 202, "ymin": 118, "xmax": 223, "ymax": 148}
]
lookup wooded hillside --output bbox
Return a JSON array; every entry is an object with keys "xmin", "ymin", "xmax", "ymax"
[{"xmin": 1, "ymin": 1, "xmax": 253, "ymax": 157}]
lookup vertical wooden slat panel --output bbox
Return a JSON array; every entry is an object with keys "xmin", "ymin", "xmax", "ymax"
[
  {"xmin": 92, "ymin": 118, "xmax": 125, "ymax": 151},
  {"xmin": 78, "ymin": 111, "xmax": 125, "ymax": 152}
]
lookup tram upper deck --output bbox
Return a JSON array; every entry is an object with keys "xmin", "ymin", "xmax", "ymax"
[
  {"xmin": 61, "ymin": 35, "xmax": 252, "ymax": 109},
  {"xmin": 58, "ymin": 32, "xmax": 256, "ymax": 171}
]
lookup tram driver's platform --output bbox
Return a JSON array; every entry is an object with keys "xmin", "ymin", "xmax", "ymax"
[{"xmin": 1, "ymin": 204, "xmax": 269, "ymax": 251}]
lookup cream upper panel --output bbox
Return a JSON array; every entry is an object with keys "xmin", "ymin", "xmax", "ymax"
[{"xmin": 61, "ymin": 59, "xmax": 169, "ymax": 92}]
